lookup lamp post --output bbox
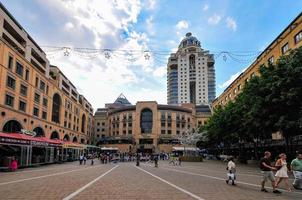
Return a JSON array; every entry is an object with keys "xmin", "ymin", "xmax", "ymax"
[
  {"xmin": 253, "ymin": 138, "xmax": 260, "ymax": 160},
  {"xmin": 238, "ymin": 139, "xmax": 244, "ymax": 161}
]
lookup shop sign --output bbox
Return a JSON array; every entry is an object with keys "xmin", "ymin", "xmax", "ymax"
[
  {"xmin": 30, "ymin": 140, "xmax": 49, "ymax": 147},
  {"xmin": 21, "ymin": 129, "xmax": 36, "ymax": 137},
  {"xmin": 0, "ymin": 137, "xmax": 29, "ymax": 145}
]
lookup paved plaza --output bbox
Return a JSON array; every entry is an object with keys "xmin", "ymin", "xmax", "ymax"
[{"xmin": 0, "ymin": 160, "xmax": 301, "ymax": 200}]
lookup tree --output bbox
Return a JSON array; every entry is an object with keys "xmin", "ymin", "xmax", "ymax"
[{"xmin": 205, "ymin": 46, "xmax": 302, "ymax": 157}]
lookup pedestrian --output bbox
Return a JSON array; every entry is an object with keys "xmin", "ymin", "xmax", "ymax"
[
  {"xmin": 10, "ymin": 157, "xmax": 18, "ymax": 172},
  {"xmin": 79, "ymin": 154, "xmax": 83, "ymax": 165},
  {"xmin": 275, "ymin": 153, "xmax": 291, "ymax": 191},
  {"xmin": 291, "ymin": 151, "xmax": 302, "ymax": 190},
  {"xmin": 259, "ymin": 151, "xmax": 281, "ymax": 193},
  {"xmin": 178, "ymin": 156, "xmax": 182, "ymax": 166},
  {"xmin": 154, "ymin": 154, "xmax": 158, "ymax": 168},
  {"xmin": 136, "ymin": 153, "xmax": 140, "ymax": 166},
  {"xmin": 91, "ymin": 156, "xmax": 94, "ymax": 165},
  {"xmin": 83, "ymin": 155, "xmax": 87, "ymax": 165},
  {"xmin": 226, "ymin": 157, "xmax": 236, "ymax": 185}
]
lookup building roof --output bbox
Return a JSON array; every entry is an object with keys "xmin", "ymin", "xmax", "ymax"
[
  {"xmin": 178, "ymin": 32, "xmax": 201, "ymax": 49},
  {"xmin": 114, "ymin": 93, "xmax": 131, "ymax": 105},
  {"xmin": 195, "ymin": 104, "xmax": 212, "ymax": 114}
]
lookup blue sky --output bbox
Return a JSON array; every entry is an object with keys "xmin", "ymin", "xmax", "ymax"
[{"xmin": 2, "ymin": 0, "xmax": 302, "ymax": 109}]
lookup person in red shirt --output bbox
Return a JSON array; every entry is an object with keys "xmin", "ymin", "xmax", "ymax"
[{"xmin": 10, "ymin": 157, "xmax": 18, "ymax": 171}]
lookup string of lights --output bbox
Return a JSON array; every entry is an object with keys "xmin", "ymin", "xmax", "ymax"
[{"xmin": 6, "ymin": 41, "xmax": 263, "ymax": 64}]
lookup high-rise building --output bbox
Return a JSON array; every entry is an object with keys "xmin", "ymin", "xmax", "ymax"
[{"xmin": 167, "ymin": 33, "xmax": 215, "ymax": 105}]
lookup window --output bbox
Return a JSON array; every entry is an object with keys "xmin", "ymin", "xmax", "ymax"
[
  {"xmin": 33, "ymin": 107, "xmax": 39, "ymax": 117},
  {"xmin": 6, "ymin": 76, "xmax": 16, "ymax": 89},
  {"xmin": 167, "ymin": 130, "xmax": 171, "ymax": 134},
  {"xmin": 8, "ymin": 55, "xmax": 13, "ymax": 70},
  {"xmin": 52, "ymin": 93, "xmax": 61, "ymax": 123},
  {"xmin": 25, "ymin": 69, "xmax": 29, "ymax": 81},
  {"xmin": 140, "ymin": 108, "xmax": 153, "ymax": 134},
  {"xmin": 294, "ymin": 30, "xmax": 302, "ymax": 44},
  {"xmin": 123, "ymin": 130, "xmax": 126, "ymax": 135},
  {"xmin": 34, "ymin": 93, "xmax": 40, "ymax": 103},
  {"xmin": 281, "ymin": 43, "xmax": 289, "ymax": 54},
  {"xmin": 19, "ymin": 100, "xmax": 26, "ymax": 112},
  {"xmin": 20, "ymin": 84, "xmax": 27, "ymax": 96},
  {"xmin": 97, "ymin": 122, "xmax": 100, "ymax": 126},
  {"xmin": 268, "ymin": 56, "xmax": 274, "ymax": 64},
  {"xmin": 5, "ymin": 94, "xmax": 14, "ymax": 107},
  {"xmin": 43, "ymin": 98, "xmax": 48, "ymax": 107},
  {"xmin": 128, "ymin": 130, "xmax": 132, "ymax": 134},
  {"xmin": 35, "ymin": 77, "xmax": 39, "ymax": 87},
  {"xmin": 102, "ymin": 128, "xmax": 105, "ymax": 132},
  {"xmin": 40, "ymin": 81, "xmax": 45, "ymax": 91},
  {"xmin": 42, "ymin": 111, "xmax": 47, "ymax": 120},
  {"xmin": 102, "ymin": 122, "xmax": 105, "ymax": 126},
  {"xmin": 161, "ymin": 130, "xmax": 165, "ymax": 134},
  {"xmin": 128, "ymin": 123, "xmax": 132, "ymax": 127},
  {"xmin": 16, "ymin": 61, "xmax": 24, "ymax": 77}
]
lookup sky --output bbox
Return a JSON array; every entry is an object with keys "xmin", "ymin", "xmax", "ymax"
[{"xmin": 2, "ymin": 0, "xmax": 302, "ymax": 110}]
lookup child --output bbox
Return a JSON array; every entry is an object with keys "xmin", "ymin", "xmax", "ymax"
[{"xmin": 226, "ymin": 157, "xmax": 236, "ymax": 185}]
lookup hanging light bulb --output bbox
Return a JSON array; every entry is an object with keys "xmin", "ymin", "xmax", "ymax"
[
  {"xmin": 223, "ymin": 54, "xmax": 227, "ymax": 62},
  {"xmin": 63, "ymin": 47, "xmax": 71, "ymax": 56},
  {"xmin": 144, "ymin": 51, "xmax": 150, "ymax": 60},
  {"xmin": 104, "ymin": 50, "xmax": 111, "ymax": 59}
]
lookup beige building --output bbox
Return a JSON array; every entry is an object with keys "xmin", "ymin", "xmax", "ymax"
[
  {"xmin": 94, "ymin": 95, "xmax": 211, "ymax": 153},
  {"xmin": 0, "ymin": 3, "xmax": 94, "ymax": 144},
  {"xmin": 212, "ymin": 12, "xmax": 302, "ymax": 108},
  {"xmin": 167, "ymin": 33, "xmax": 216, "ymax": 105}
]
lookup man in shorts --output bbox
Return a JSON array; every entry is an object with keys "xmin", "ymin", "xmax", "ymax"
[{"xmin": 260, "ymin": 151, "xmax": 281, "ymax": 194}]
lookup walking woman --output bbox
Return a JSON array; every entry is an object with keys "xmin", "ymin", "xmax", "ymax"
[{"xmin": 275, "ymin": 153, "xmax": 291, "ymax": 191}]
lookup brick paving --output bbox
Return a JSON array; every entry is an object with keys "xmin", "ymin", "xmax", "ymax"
[{"xmin": 0, "ymin": 160, "xmax": 301, "ymax": 200}]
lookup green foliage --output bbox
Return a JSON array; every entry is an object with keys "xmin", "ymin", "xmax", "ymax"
[{"xmin": 205, "ymin": 47, "xmax": 302, "ymax": 149}]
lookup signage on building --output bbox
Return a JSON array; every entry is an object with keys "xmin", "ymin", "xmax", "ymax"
[{"xmin": 21, "ymin": 129, "xmax": 36, "ymax": 137}]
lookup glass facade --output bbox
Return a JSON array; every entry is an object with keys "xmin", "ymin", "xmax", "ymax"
[{"xmin": 140, "ymin": 108, "xmax": 153, "ymax": 134}]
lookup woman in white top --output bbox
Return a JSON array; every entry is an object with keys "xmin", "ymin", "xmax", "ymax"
[
  {"xmin": 226, "ymin": 157, "xmax": 236, "ymax": 185},
  {"xmin": 275, "ymin": 153, "xmax": 291, "ymax": 191}
]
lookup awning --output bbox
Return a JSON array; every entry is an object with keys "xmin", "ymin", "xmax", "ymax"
[
  {"xmin": 172, "ymin": 146, "xmax": 200, "ymax": 151},
  {"xmin": 0, "ymin": 132, "xmax": 62, "ymax": 147},
  {"xmin": 101, "ymin": 147, "xmax": 118, "ymax": 151},
  {"xmin": 85, "ymin": 144, "xmax": 101, "ymax": 149},
  {"xmin": 63, "ymin": 141, "xmax": 84, "ymax": 149}
]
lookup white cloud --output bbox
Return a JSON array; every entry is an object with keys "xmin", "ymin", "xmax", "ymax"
[
  {"xmin": 219, "ymin": 67, "xmax": 247, "ymax": 89},
  {"xmin": 38, "ymin": 0, "xmax": 168, "ymax": 108},
  {"xmin": 203, "ymin": 4, "xmax": 209, "ymax": 11},
  {"xmin": 176, "ymin": 20, "xmax": 189, "ymax": 30},
  {"xmin": 145, "ymin": 0, "xmax": 157, "ymax": 10},
  {"xmin": 146, "ymin": 16, "xmax": 155, "ymax": 35},
  {"xmin": 207, "ymin": 14, "xmax": 221, "ymax": 25},
  {"xmin": 153, "ymin": 66, "xmax": 166, "ymax": 77},
  {"xmin": 64, "ymin": 22, "xmax": 74, "ymax": 30},
  {"xmin": 127, "ymin": 87, "xmax": 166, "ymax": 104},
  {"xmin": 226, "ymin": 17, "xmax": 237, "ymax": 31}
]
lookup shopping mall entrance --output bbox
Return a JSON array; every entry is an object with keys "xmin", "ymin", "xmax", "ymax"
[{"xmin": 137, "ymin": 139, "xmax": 154, "ymax": 153}]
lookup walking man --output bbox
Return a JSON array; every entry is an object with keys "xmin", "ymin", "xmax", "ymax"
[
  {"xmin": 259, "ymin": 151, "xmax": 281, "ymax": 193},
  {"xmin": 291, "ymin": 151, "xmax": 302, "ymax": 190}
]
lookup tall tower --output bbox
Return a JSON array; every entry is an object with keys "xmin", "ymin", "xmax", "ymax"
[{"xmin": 167, "ymin": 32, "xmax": 215, "ymax": 105}]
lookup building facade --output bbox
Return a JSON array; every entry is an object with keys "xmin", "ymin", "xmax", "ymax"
[
  {"xmin": 0, "ymin": 3, "xmax": 94, "ymax": 144},
  {"xmin": 212, "ymin": 12, "xmax": 302, "ymax": 108},
  {"xmin": 167, "ymin": 32, "xmax": 216, "ymax": 105},
  {"xmin": 94, "ymin": 95, "xmax": 212, "ymax": 153}
]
